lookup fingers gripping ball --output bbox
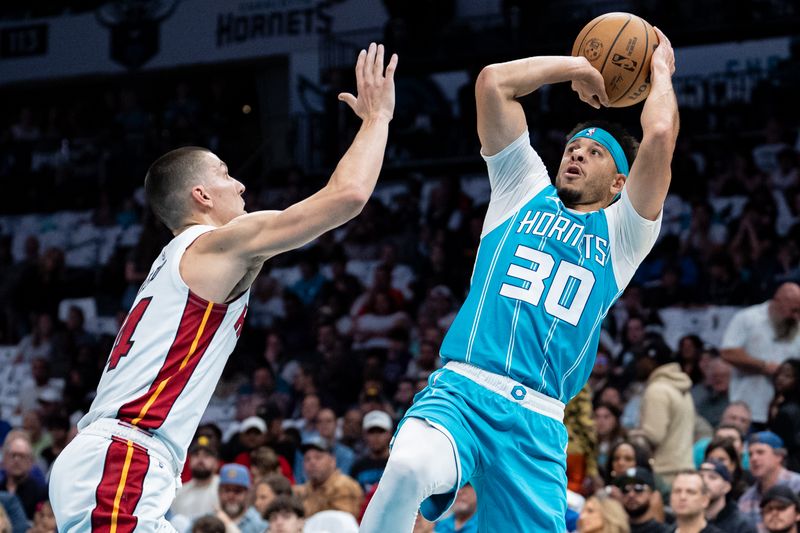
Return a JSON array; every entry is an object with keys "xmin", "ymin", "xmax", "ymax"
[{"xmin": 572, "ymin": 12, "xmax": 659, "ymax": 107}]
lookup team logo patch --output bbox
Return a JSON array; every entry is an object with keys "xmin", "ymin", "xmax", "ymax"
[
  {"xmin": 586, "ymin": 128, "xmax": 596, "ymax": 136},
  {"xmin": 511, "ymin": 386, "xmax": 527, "ymax": 401}
]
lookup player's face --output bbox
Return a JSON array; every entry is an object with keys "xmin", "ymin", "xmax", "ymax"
[
  {"xmin": 199, "ymin": 152, "xmax": 246, "ymax": 224},
  {"xmin": 555, "ymin": 138, "xmax": 623, "ymax": 208},
  {"xmin": 268, "ymin": 510, "xmax": 304, "ymax": 533}
]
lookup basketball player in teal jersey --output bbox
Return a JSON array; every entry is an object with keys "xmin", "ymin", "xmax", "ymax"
[{"xmin": 360, "ymin": 28, "xmax": 677, "ymax": 532}]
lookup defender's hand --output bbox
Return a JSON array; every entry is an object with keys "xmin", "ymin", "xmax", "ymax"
[
  {"xmin": 570, "ymin": 57, "xmax": 609, "ymax": 109},
  {"xmin": 339, "ymin": 42, "xmax": 398, "ymax": 122}
]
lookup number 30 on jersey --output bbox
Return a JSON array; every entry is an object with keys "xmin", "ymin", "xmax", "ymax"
[{"xmin": 499, "ymin": 245, "xmax": 595, "ymax": 326}]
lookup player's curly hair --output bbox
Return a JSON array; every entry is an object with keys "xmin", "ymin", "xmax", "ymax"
[{"xmin": 567, "ymin": 120, "xmax": 639, "ymax": 172}]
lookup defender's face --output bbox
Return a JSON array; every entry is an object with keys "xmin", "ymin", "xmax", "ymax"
[
  {"xmin": 555, "ymin": 138, "xmax": 621, "ymax": 207},
  {"xmin": 200, "ymin": 152, "xmax": 246, "ymax": 224}
]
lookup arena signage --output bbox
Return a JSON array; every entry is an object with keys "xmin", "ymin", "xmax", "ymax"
[{"xmin": 0, "ymin": 0, "xmax": 386, "ymax": 85}]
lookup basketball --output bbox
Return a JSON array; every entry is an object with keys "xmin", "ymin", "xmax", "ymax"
[{"xmin": 572, "ymin": 12, "xmax": 659, "ymax": 107}]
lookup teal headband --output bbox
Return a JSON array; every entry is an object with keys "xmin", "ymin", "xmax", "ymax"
[{"xmin": 567, "ymin": 127, "xmax": 629, "ymax": 176}]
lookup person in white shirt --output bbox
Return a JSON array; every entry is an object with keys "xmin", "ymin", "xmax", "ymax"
[
  {"xmin": 721, "ymin": 282, "xmax": 800, "ymax": 426},
  {"xmin": 170, "ymin": 436, "xmax": 220, "ymax": 520}
]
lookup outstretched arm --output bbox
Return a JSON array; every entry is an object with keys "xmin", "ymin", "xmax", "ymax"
[
  {"xmin": 625, "ymin": 28, "xmax": 679, "ymax": 221},
  {"xmin": 185, "ymin": 43, "xmax": 397, "ymax": 301},
  {"xmin": 475, "ymin": 55, "xmax": 608, "ymax": 156}
]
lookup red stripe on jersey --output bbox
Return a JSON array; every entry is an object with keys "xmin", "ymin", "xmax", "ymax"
[
  {"xmin": 117, "ymin": 292, "xmax": 227, "ymax": 430},
  {"xmin": 91, "ymin": 437, "xmax": 149, "ymax": 533}
]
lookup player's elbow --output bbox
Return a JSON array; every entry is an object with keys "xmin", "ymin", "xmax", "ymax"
[
  {"xmin": 341, "ymin": 187, "xmax": 370, "ymax": 217},
  {"xmin": 476, "ymin": 65, "xmax": 505, "ymax": 100}
]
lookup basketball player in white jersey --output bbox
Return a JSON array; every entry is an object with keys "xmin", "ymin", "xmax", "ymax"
[{"xmin": 49, "ymin": 43, "xmax": 397, "ymax": 533}]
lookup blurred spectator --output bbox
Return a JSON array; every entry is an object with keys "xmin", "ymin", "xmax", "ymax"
[
  {"xmin": 191, "ymin": 515, "xmax": 226, "ymax": 533},
  {"xmin": 595, "ymin": 402, "xmax": 626, "ymax": 480},
  {"xmin": 759, "ymin": 485, "xmax": 800, "ymax": 533},
  {"xmin": 433, "ymin": 483, "xmax": 477, "ymax": 533},
  {"xmin": 13, "ymin": 314, "xmax": 55, "ymax": 365},
  {"xmin": 27, "ymin": 500, "xmax": 56, "ymax": 533},
  {"xmin": 669, "ymin": 470, "xmax": 723, "ymax": 532},
  {"xmin": 0, "ymin": 504, "xmax": 9, "ymax": 533},
  {"xmin": 253, "ymin": 473, "xmax": 291, "ymax": 518},
  {"xmin": 21, "ymin": 411, "xmax": 49, "ymax": 461},
  {"xmin": 738, "ymin": 431, "xmax": 800, "ymax": 528},
  {"xmin": 721, "ymin": 282, "xmax": 800, "ymax": 428},
  {"xmin": 0, "ymin": 431, "xmax": 47, "ymax": 519},
  {"xmin": 350, "ymin": 411, "xmax": 393, "ymax": 495},
  {"xmin": 222, "ymin": 416, "xmax": 266, "ymax": 463},
  {"xmin": 577, "ymin": 490, "xmax": 629, "ymax": 533},
  {"xmin": 768, "ymin": 358, "xmax": 800, "ymax": 472},
  {"xmin": 691, "ymin": 357, "xmax": 732, "ymax": 428},
  {"xmin": 633, "ymin": 341, "xmax": 695, "ymax": 486},
  {"xmin": 263, "ymin": 495, "xmax": 305, "ymax": 533},
  {"xmin": 16, "ymin": 359, "xmax": 62, "ymax": 415},
  {"xmin": 613, "ymin": 467, "xmax": 668, "ymax": 533},
  {"xmin": 39, "ymin": 412, "xmax": 70, "ymax": 473},
  {"xmin": 340, "ymin": 408, "xmax": 364, "ymax": 455},
  {"xmin": 703, "ymin": 438, "xmax": 751, "ymax": 501},
  {"xmin": 217, "ymin": 463, "xmax": 267, "ymax": 533},
  {"xmin": 250, "ymin": 446, "xmax": 292, "ymax": 486},
  {"xmin": 171, "ymin": 436, "xmax": 220, "ymax": 521},
  {"xmin": 0, "ymin": 490, "xmax": 27, "ymax": 533},
  {"xmin": 566, "ymin": 385, "xmax": 598, "ymax": 494},
  {"xmin": 699, "ymin": 460, "xmax": 755, "ymax": 533},
  {"xmin": 351, "ymin": 291, "xmax": 411, "ymax": 351},
  {"xmin": 314, "ymin": 408, "xmax": 354, "ymax": 475},
  {"xmin": 289, "ymin": 255, "xmax": 326, "ymax": 308},
  {"xmin": 293, "ymin": 436, "xmax": 363, "ymax": 519}
]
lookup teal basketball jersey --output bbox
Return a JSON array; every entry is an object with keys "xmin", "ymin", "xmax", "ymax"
[{"xmin": 440, "ymin": 131, "xmax": 661, "ymax": 403}]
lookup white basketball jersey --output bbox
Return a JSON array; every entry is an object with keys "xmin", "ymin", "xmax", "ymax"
[{"xmin": 79, "ymin": 225, "xmax": 250, "ymax": 466}]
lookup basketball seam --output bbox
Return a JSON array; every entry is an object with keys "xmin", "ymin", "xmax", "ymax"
[
  {"xmin": 575, "ymin": 14, "xmax": 611, "ymax": 58},
  {"xmin": 610, "ymin": 17, "xmax": 649, "ymax": 105},
  {"xmin": 598, "ymin": 14, "xmax": 632, "ymax": 96}
]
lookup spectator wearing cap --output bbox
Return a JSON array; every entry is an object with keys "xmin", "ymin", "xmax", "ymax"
[
  {"xmin": 263, "ymin": 495, "xmax": 305, "ymax": 533},
  {"xmin": 760, "ymin": 485, "xmax": 800, "ymax": 533},
  {"xmin": 631, "ymin": 340, "xmax": 696, "ymax": 486},
  {"xmin": 433, "ymin": 483, "xmax": 477, "ymax": 533},
  {"xmin": 222, "ymin": 416, "xmax": 267, "ymax": 463},
  {"xmin": 613, "ymin": 467, "xmax": 669, "ymax": 533},
  {"xmin": 699, "ymin": 460, "xmax": 755, "ymax": 533},
  {"xmin": 0, "ymin": 430, "xmax": 47, "ymax": 520},
  {"xmin": 670, "ymin": 470, "xmax": 723, "ymax": 533},
  {"xmin": 217, "ymin": 463, "xmax": 268, "ymax": 533},
  {"xmin": 720, "ymin": 282, "xmax": 800, "ymax": 428},
  {"xmin": 738, "ymin": 431, "xmax": 800, "ymax": 528},
  {"xmin": 171, "ymin": 436, "xmax": 221, "ymax": 521},
  {"xmin": 293, "ymin": 435, "xmax": 363, "ymax": 519},
  {"xmin": 350, "ymin": 410, "xmax": 393, "ymax": 494}
]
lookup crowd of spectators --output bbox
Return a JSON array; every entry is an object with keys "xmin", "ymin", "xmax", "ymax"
[{"xmin": 1, "ymin": 9, "xmax": 800, "ymax": 533}]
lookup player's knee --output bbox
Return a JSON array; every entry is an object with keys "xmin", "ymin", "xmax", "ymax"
[{"xmin": 384, "ymin": 451, "xmax": 428, "ymax": 490}]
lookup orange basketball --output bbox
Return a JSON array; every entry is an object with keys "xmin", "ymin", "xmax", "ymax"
[{"xmin": 572, "ymin": 12, "xmax": 659, "ymax": 107}]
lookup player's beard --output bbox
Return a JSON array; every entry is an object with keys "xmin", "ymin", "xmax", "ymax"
[{"xmin": 556, "ymin": 185, "xmax": 583, "ymax": 207}]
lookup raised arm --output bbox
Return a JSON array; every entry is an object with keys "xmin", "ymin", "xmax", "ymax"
[
  {"xmin": 184, "ymin": 43, "xmax": 397, "ymax": 301},
  {"xmin": 475, "ymin": 55, "xmax": 608, "ymax": 156},
  {"xmin": 624, "ymin": 28, "xmax": 679, "ymax": 221}
]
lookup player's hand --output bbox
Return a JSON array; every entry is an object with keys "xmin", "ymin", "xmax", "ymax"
[
  {"xmin": 571, "ymin": 57, "xmax": 609, "ymax": 109},
  {"xmin": 339, "ymin": 42, "xmax": 398, "ymax": 122},
  {"xmin": 651, "ymin": 28, "xmax": 676, "ymax": 77}
]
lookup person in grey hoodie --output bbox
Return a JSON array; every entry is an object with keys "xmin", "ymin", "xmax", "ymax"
[{"xmin": 630, "ymin": 339, "xmax": 695, "ymax": 487}]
